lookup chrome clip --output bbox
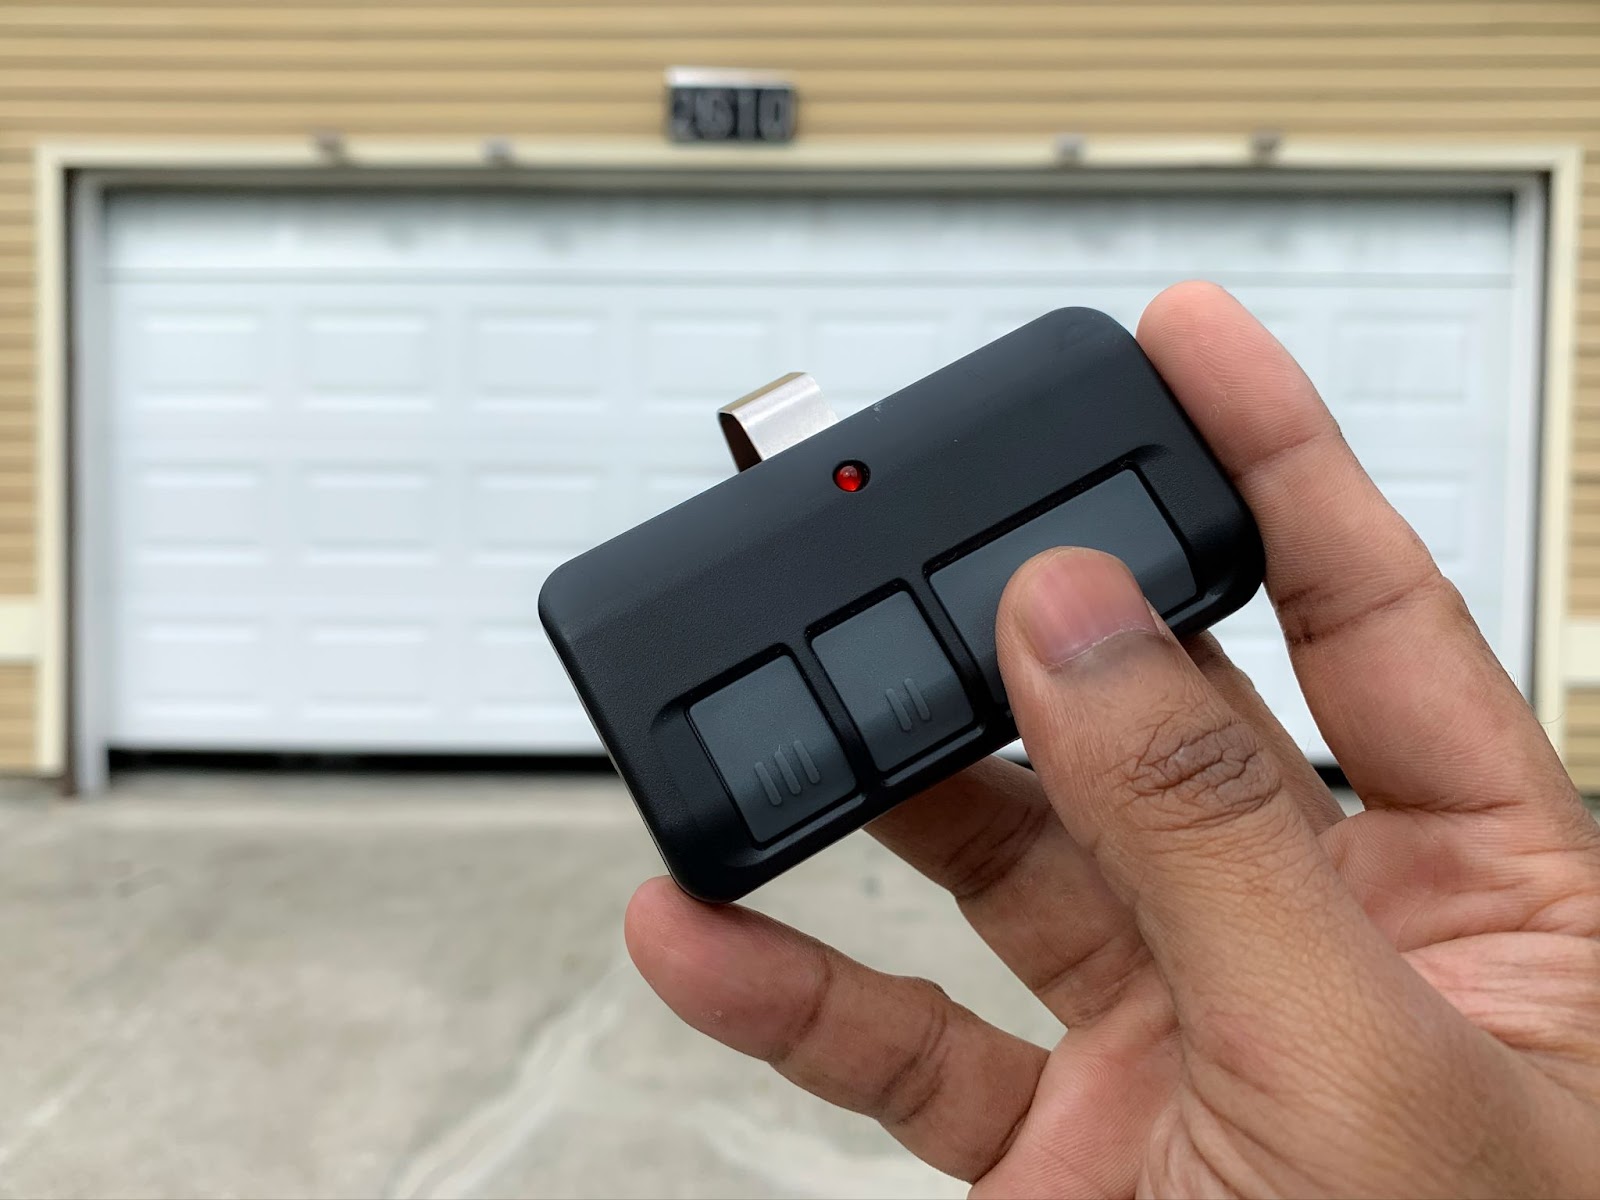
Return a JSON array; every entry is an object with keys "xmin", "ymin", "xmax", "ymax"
[{"xmin": 717, "ymin": 372, "xmax": 839, "ymax": 472}]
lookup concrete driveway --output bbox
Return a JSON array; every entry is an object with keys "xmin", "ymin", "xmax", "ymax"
[{"xmin": 0, "ymin": 770, "xmax": 1061, "ymax": 1199}]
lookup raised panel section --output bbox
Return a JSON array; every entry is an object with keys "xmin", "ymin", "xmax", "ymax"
[
  {"xmin": 1333, "ymin": 314, "xmax": 1474, "ymax": 407},
  {"xmin": 468, "ymin": 624, "xmax": 576, "ymax": 720},
  {"xmin": 301, "ymin": 311, "xmax": 436, "ymax": 411},
  {"xmin": 121, "ymin": 621, "xmax": 270, "ymax": 722},
  {"xmin": 470, "ymin": 312, "xmax": 609, "ymax": 412},
  {"xmin": 301, "ymin": 623, "xmax": 435, "ymax": 722},
  {"xmin": 469, "ymin": 469, "xmax": 607, "ymax": 557},
  {"xmin": 641, "ymin": 313, "xmax": 780, "ymax": 410},
  {"xmin": 123, "ymin": 309, "xmax": 269, "ymax": 413},
  {"xmin": 130, "ymin": 466, "xmax": 269, "ymax": 560},
  {"xmin": 298, "ymin": 467, "xmax": 440, "ymax": 567}
]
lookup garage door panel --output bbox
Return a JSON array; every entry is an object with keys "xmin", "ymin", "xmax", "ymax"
[
  {"xmin": 110, "ymin": 286, "xmax": 281, "ymax": 433},
  {"xmin": 1151, "ymin": 195, "xmax": 1513, "ymax": 280},
  {"xmin": 123, "ymin": 309, "xmax": 272, "ymax": 404},
  {"xmin": 298, "ymin": 620, "xmax": 441, "ymax": 726},
  {"xmin": 115, "ymin": 616, "xmax": 274, "ymax": 733},
  {"xmin": 121, "ymin": 461, "xmax": 273, "ymax": 555},
  {"xmin": 298, "ymin": 306, "xmax": 442, "ymax": 416},
  {"xmin": 466, "ymin": 623, "xmax": 587, "ymax": 717},
  {"xmin": 105, "ymin": 191, "xmax": 1514, "ymax": 282},
  {"xmin": 286, "ymin": 287, "xmax": 456, "ymax": 443},
  {"xmin": 99, "ymin": 189, "xmax": 1532, "ymax": 758},
  {"xmin": 1334, "ymin": 316, "xmax": 1479, "ymax": 408},
  {"xmin": 469, "ymin": 466, "xmax": 611, "ymax": 555},
  {"xmin": 112, "ymin": 449, "xmax": 281, "ymax": 599},
  {"xmin": 467, "ymin": 306, "xmax": 617, "ymax": 419},
  {"xmin": 637, "ymin": 307, "xmax": 786, "ymax": 413},
  {"xmin": 291, "ymin": 462, "xmax": 449, "ymax": 606}
]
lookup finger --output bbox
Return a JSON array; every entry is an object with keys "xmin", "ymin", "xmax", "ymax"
[
  {"xmin": 1137, "ymin": 281, "xmax": 1582, "ymax": 823},
  {"xmin": 1183, "ymin": 631, "xmax": 1343, "ymax": 830},
  {"xmin": 866, "ymin": 642, "xmax": 1336, "ymax": 1027},
  {"xmin": 868, "ymin": 756, "xmax": 1148, "ymax": 1027},
  {"xmin": 624, "ymin": 877, "xmax": 1046, "ymax": 1183},
  {"xmin": 876, "ymin": 622, "xmax": 1566, "ymax": 1021},
  {"xmin": 981, "ymin": 972, "xmax": 1181, "ymax": 1199},
  {"xmin": 995, "ymin": 549, "xmax": 1420, "ymax": 1047}
]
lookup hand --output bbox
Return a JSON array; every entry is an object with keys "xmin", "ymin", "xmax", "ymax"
[{"xmin": 624, "ymin": 282, "xmax": 1600, "ymax": 1197}]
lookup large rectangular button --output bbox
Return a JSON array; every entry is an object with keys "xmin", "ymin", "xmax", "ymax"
[
  {"xmin": 688, "ymin": 657, "xmax": 856, "ymax": 843},
  {"xmin": 812, "ymin": 592, "xmax": 973, "ymax": 772},
  {"xmin": 929, "ymin": 470, "xmax": 1196, "ymax": 702}
]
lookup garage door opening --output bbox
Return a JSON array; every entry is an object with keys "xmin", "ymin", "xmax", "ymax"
[{"xmin": 69, "ymin": 176, "xmax": 1545, "ymax": 790}]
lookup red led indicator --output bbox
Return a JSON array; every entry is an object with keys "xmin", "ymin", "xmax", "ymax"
[{"xmin": 833, "ymin": 462, "xmax": 868, "ymax": 492}]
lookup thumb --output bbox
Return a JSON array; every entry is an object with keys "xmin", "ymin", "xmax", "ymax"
[{"xmin": 995, "ymin": 548, "xmax": 1408, "ymax": 1042}]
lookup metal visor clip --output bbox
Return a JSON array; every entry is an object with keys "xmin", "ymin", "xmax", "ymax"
[{"xmin": 717, "ymin": 372, "xmax": 839, "ymax": 472}]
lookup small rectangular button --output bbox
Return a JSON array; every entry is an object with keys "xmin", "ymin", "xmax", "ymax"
[
  {"xmin": 930, "ymin": 470, "xmax": 1196, "ymax": 702},
  {"xmin": 812, "ymin": 592, "xmax": 974, "ymax": 772},
  {"xmin": 689, "ymin": 657, "xmax": 856, "ymax": 843}
]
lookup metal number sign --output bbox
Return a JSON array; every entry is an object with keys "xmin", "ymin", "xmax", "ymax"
[{"xmin": 666, "ymin": 68, "xmax": 797, "ymax": 144}]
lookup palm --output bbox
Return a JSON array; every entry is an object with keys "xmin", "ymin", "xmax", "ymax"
[
  {"xmin": 964, "ymin": 801, "xmax": 1600, "ymax": 1196},
  {"xmin": 627, "ymin": 284, "xmax": 1600, "ymax": 1197},
  {"xmin": 1338, "ymin": 809, "xmax": 1600, "ymax": 1103}
]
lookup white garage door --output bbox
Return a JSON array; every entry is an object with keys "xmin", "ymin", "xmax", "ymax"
[{"xmin": 94, "ymin": 187, "xmax": 1535, "ymax": 761}]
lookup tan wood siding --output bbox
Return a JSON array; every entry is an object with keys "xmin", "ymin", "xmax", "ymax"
[
  {"xmin": 0, "ymin": 664, "xmax": 36, "ymax": 770},
  {"xmin": 1565, "ymin": 689, "xmax": 1600, "ymax": 793},
  {"xmin": 0, "ymin": 0, "xmax": 1597, "ymax": 776}
]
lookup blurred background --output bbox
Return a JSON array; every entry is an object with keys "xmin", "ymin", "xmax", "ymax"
[{"xmin": 0, "ymin": 1, "xmax": 1597, "ymax": 1196}]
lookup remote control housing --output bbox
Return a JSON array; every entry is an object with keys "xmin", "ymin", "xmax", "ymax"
[{"xmin": 539, "ymin": 308, "xmax": 1264, "ymax": 901}]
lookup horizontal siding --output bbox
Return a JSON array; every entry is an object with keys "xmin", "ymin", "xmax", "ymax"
[
  {"xmin": 6, "ymin": 4, "xmax": 1600, "ymax": 34},
  {"xmin": 0, "ymin": 127, "xmax": 31, "ymax": 619},
  {"xmin": 0, "ymin": 0, "xmax": 1596, "ymax": 771},
  {"xmin": 6, "ymin": 104, "xmax": 1600, "ymax": 136},
  {"xmin": 6, "ymin": 37, "xmax": 1600, "ymax": 68},
  {"xmin": 9, "ymin": 67, "xmax": 1600, "ymax": 96},
  {"xmin": 0, "ymin": 664, "xmax": 35, "ymax": 771},
  {"xmin": 1566, "ymin": 689, "xmax": 1600, "ymax": 793}
]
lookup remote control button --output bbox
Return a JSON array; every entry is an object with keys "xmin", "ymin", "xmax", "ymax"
[
  {"xmin": 930, "ymin": 470, "xmax": 1196, "ymax": 703},
  {"xmin": 812, "ymin": 592, "xmax": 974, "ymax": 772},
  {"xmin": 688, "ymin": 657, "xmax": 856, "ymax": 844}
]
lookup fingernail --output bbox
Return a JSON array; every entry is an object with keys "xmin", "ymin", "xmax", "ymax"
[{"xmin": 1018, "ymin": 550, "xmax": 1159, "ymax": 667}]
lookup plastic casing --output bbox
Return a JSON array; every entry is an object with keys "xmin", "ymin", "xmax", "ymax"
[{"xmin": 539, "ymin": 308, "xmax": 1265, "ymax": 901}]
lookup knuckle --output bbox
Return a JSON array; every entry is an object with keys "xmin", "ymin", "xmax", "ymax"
[
  {"xmin": 1279, "ymin": 561, "xmax": 1459, "ymax": 651},
  {"xmin": 904, "ymin": 974, "xmax": 952, "ymax": 1004},
  {"xmin": 1114, "ymin": 706, "xmax": 1283, "ymax": 835},
  {"xmin": 1028, "ymin": 925, "xmax": 1152, "ymax": 1026},
  {"xmin": 770, "ymin": 945, "xmax": 834, "ymax": 1072},
  {"xmin": 939, "ymin": 799, "xmax": 1052, "ymax": 903},
  {"xmin": 874, "ymin": 979, "xmax": 956, "ymax": 1129}
]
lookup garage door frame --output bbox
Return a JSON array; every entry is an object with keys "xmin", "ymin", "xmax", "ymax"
[{"xmin": 40, "ymin": 138, "xmax": 1581, "ymax": 791}]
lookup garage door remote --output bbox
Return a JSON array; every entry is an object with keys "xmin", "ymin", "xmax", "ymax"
[{"xmin": 539, "ymin": 308, "xmax": 1264, "ymax": 902}]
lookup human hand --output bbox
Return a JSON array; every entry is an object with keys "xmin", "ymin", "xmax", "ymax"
[{"xmin": 624, "ymin": 282, "xmax": 1600, "ymax": 1197}]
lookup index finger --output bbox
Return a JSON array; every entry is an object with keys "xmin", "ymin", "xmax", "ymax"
[{"xmin": 1136, "ymin": 282, "xmax": 1580, "ymax": 822}]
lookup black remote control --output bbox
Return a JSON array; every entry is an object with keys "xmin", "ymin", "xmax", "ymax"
[{"xmin": 539, "ymin": 309, "xmax": 1264, "ymax": 901}]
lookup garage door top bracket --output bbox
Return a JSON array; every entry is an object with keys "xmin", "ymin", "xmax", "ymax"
[{"xmin": 718, "ymin": 373, "xmax": 838, "ymax": 472}]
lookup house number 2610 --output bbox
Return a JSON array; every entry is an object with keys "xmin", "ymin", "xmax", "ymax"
[{"xmin": 668, "ymin": 83, "xmax": 797, "ymax": 144}]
